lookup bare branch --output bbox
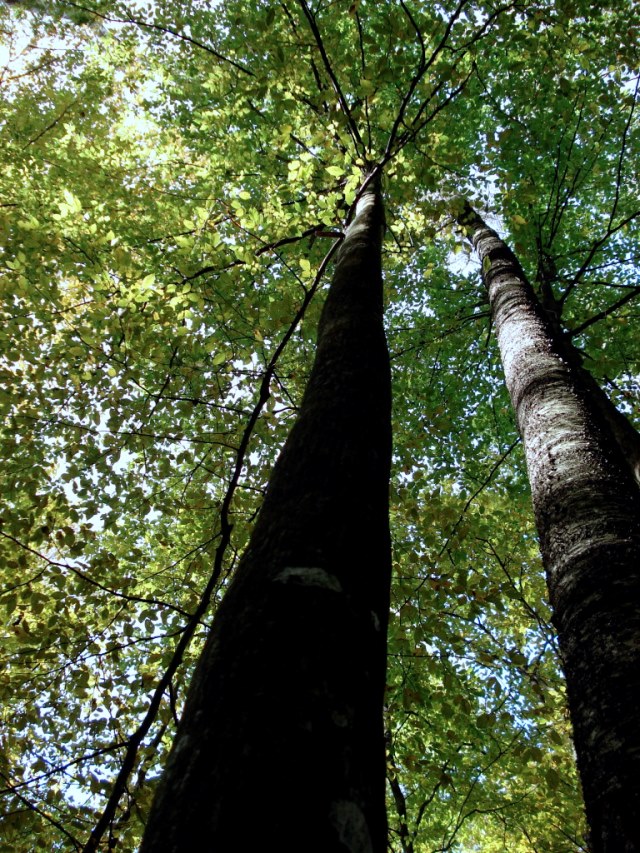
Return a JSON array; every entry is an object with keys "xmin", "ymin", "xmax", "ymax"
[
  {"xmin": 569, "ymin": 285, "xmax": 640, "ymax": 339},
  {"xmin": 63, "ymin": 1, "xmax": 255, "ymax": 77},
  {"xmin": 295, "ymin": 0, "xmax": 366, "ymax": 158},
  {"xmin": 0, "ymin": 772, "xmax": 83, "ymax": 850}
]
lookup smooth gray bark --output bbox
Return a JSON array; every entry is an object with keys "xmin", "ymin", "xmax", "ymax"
[
  {"xmin": 140, "ymin": 176, "xmax": 392, "ymax": 853},
  {"xmin": 459, "ymin": 203, "xmax": 640, "ymax": 853}
]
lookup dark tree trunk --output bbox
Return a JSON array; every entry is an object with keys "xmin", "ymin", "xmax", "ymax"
[
  {"xmin": 458, "ymin": 203, "xmax": 640, "ymax": 853},
  {"xmin": 140, "ymin": 176, "xmax": 392, "ymax": 853}
]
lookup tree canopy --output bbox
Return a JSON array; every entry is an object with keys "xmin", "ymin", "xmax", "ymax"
[{"xmin": 0, "ymin": 0, "xmax": 638, "ymax": 850}]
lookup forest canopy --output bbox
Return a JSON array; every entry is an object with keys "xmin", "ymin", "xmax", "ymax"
[{"xmin": 0, "ymin": 0, "xmax": 638, "ymax": 850}]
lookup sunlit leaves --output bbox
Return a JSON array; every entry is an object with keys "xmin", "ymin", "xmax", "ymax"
[{"xmin": 1, "ymin": 0, "xmax": 638, "ymax": 849}]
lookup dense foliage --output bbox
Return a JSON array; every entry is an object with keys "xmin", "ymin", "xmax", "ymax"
[{"xmin": 1, "ymin": 1, "xmax": 638, "ymax": 850}]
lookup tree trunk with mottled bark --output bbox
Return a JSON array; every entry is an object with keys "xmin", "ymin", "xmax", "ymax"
[
  {"xmin": 140, "ymin": 176, "xmax": 392, "ymax": 853},
  {"xmin": 458, "ymin": 202, "xmax": 640, "ymax": 853}
]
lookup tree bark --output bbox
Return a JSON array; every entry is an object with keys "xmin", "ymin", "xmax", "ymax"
[
  {"xmin": 140, "ymin": 175, "xmax": 392, "ymax": 853},
  {"xmin": 536, "ymin": 265, "xmax": 640, "ymax": 486},
  {"xmin": 458, "ymin": 203, "xmax": 640, "ymax": 853}
]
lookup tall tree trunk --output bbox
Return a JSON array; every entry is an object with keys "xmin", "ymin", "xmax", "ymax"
[
  {"xmin": 457, "ymin": 203, "xmax": 640, "ymax": 853},
  {"xmin": 141, "ymin": 175, "xmax": 392, "ymax": 853}
]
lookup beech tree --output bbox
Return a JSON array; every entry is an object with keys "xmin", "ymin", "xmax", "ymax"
[
  {"xmin": 138, "ymin": 172, "xmax": 391, "ymax": 853},
  {"xmin": 1, "ymin": 1, "xmax": 638, "ymax": 851},
  {"xmin": 458, "ymin": 203, "xmax": 640, "ymax": 853}
]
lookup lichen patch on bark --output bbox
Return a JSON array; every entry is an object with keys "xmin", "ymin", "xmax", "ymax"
[
  {"xmin": 330, "ymin": 800, "xmax": 374, "ymax": 853},
  {"xmin": 274, "ymin": 566, "xmax": 344, "ymax": 592}
]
